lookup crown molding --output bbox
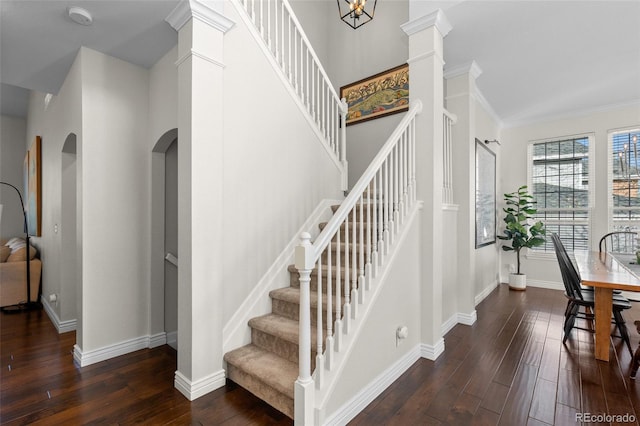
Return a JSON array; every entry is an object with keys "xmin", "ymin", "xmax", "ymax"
[
  {"xmin": 444, "ymin": 60, "xmax": 483, "ymax": 80},
  {"xmin": 401, "ymin": 9, "xmax": 452, "ymax": 38},
  {"xmin": 166, "ymin": 0, "xmax": 235, "ymax": 33}
]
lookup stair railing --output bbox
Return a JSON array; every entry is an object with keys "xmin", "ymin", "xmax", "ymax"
[
  {"xmin": 294, "ymin": 100, "xmax": 423, "ymax": 423},
  {"xmin": 442, "ymin": 108, "xmax": 457, "ymax": 204},
  {"xmin": 230, "ymin": 0, "xmax": 348, "ymax": 189}
]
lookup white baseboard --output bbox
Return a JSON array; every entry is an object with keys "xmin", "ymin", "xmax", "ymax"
[
  {"xmin": 458, "ymin": 310, "xmax": 477, "ymax": 326},
  {"xmin": 73, "ymin": 335, "xmax": 151, "ymax": 367},
  {"xmin": 324, "ymin": 345, "xmax": 421, "ymax": 426},
  {"xmin": 475, "ymin": 280, "xmax": 499, "ymax": 306},
  {"xmin": 525, "ymin": 279, "xmax": 563, "ymax": 291},
  {"xmin": 149, "ymin": 332, "xmax": 167, "ymax": 349},
  {"xmin": 222, "ymin": 199, "xmax": 341, "ymax": 353},
  {"xmin": 41, "ymin": 297, "xmax": 76, "ymax": 334},
  {"xmin": 441, "ymin": 313, "xmax": 457, "ymax": 336},
  {"xmin": 167, "ymin": 331, "xmax": 178, "ymax": 350},
  {"xmin": 174, "ymin": 369, "xmax": 226, "ymax": 401},
  {"xmin": 421, "ymin": 338, "xmax": 445, "ymax": 361}
]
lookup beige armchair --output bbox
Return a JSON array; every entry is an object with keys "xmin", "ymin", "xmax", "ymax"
[{"xmin": 0, "ymin": 238, "xmax": 41, "ymax": 307}]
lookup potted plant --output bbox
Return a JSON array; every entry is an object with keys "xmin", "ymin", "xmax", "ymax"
[{"xmin": 498, "ymin": 185, "xmax": 546, "ymax": 290}]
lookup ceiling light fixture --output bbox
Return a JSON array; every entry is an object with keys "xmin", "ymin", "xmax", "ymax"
[
  {"xmin": 337, "ymin": 0, "xmax": 377, "ymax": 29},
  {"xmin": 68, "ymin": 7, "xmax": 93, "ymax": 26}
]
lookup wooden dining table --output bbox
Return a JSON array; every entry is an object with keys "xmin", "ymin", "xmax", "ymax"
[{"xmin": 573, "ymin": 249, "xmax": 640, "ymax": 361}]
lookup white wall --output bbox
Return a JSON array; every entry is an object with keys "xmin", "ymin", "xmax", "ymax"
[
  {"xmin": 221, "ymin": 4, "xmax": 344, "ymax": 323},
  {"xmin": 0, "ymin": 115, "xmax": 27, "ymax": 238},
  {"xmin": 500, "ymin": 105, "xmax": 640, "ymax": 287},
  {"xmin": 324, "ymin": 209, "xmax": 422, "ymax": 421},
  {"xmin": 25, "ymin": 53, "xmax": 83, "ymax": 326},
  {"xmin": 78, "ymin": 47, "xmax": 151, "ymax": 351},
  {"xmin": 289, "ymin": 0, "xmax": 410, "ymax": 186}
]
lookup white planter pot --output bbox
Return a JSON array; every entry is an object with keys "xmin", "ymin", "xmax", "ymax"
[{"xmin": 509, "ymin": 273, "xmax": 527, "ymax": 291}]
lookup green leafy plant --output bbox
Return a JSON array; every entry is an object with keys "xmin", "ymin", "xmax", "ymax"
[{"xmin": 498, "ymin": 185, "xmax": 546, "ymax": 275}]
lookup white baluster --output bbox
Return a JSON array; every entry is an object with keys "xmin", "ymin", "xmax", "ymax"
[
  {"xmin": 394, "ymin": 143, "xmax": 400, "ymax": 234},
  {"xmin": 366, "ymin": 182, "xmax": 372, "ymax": 290},
  {"xmin": 372, "ymin": 172, "xmax": 379, "ymax": 275},
  {"xmin": 326, "ymin": 237, "xmax": 334, "ymax": 369},
  {"xmin": 293, "ymin": 29, "xmax": 298, "ymax": 92},
  {"xmin": 287, "ymin": 16, "xmax": 292, "ymax": 82},
  {"xmin": 315, "ymin": 259, "xmax": 323, "ymax": 389},
  {"xmin": 343, "ymin": 216, "xmax": 351, "ymax": 333},
  {"xmin": 294, "ymin": 232, "xmax": 314, "ymax": 423},
  {"xmin": 351, "ymin": 204, "xmax": 358, "ymax": 318},
  {"xmin": 267, "ymin": 0, "xmax": 271, "ymax": 48},
  {"xmin": 334, "ymin": 228, "xmax": 342, "ymax": 351},
  {"xmin": 259, "ymin": 0, "xmax": 264, "ymax": 36},
  {"xmin": 384, "ymin": 158, "xmax": 390, "ymax": 255},
  {"xmin": 358, "ymin": 194, "xmax": 365, "ymax": 304},
  {"xmin": 411, "ymin": 120, "xmax": 417, "ymax": 202}
]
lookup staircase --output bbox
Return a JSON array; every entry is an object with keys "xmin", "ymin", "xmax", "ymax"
[{"xmin": 224, "ymin": 204, "xmax": 360, "ymax": 418}]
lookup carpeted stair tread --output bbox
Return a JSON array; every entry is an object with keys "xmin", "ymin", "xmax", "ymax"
[
  {"xmin": 224, "ymin": 344, "xmax": 297, "ymax": 399},
  {"xmin": 270, "ymin": 287, "xmax": 339, "ymax": 312},
  {"xmin": 248, "ymin": 313, "xmax": 323, "ymax": 347}
]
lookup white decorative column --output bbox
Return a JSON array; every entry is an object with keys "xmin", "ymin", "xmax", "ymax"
[
  {"xmin": 445, "ymin": 61, "xmax": 483, "ymax": 324},
  {"xmin": 166, "ymin": 0, "xmax": 234, "ymax": 400},
  {"xmin": 401, "ymin": 9, "xmax": 451, "ymax": 360}
]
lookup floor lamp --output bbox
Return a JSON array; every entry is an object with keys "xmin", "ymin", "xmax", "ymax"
[{"xmin": 0, "ymin": 181, "xmax": 38, "ymax": 312}]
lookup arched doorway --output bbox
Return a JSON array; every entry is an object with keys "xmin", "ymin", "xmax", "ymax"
[
  {"xmin": 61, "ymin": 133, "xmax": 80, "ymax": 330},
  {"xmin": 151, "ymin": 129, "xmax": 178, "ymax": 349}
]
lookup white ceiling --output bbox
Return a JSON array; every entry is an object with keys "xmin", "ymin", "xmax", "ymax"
[{"xmin": 1, "ymin": 0, "xmax": 639, "ymax": 128}]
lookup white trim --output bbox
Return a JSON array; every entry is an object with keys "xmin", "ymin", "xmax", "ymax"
[
  {"xmin": 323, "ymin": 345, "xmax": 421, "ymax": 426},
  {"xmin": 503, "ymin": 99, "xmax": 640, "ymax": 129},
  {"xmin": 401, "ymin": 9, "xmax": 452, "ymax": 38},
  {"xmin": 41, "ymin": 297, "xmax": 76, "ymax": 333},
  {"xmin": 441, "ymin": 313, "xmax": 458, "ymax": 336},
  {"xmin": 149, "ymin": 332, "xmax": 167, "ymax": 349},
  {"xmin": 525, "ymin": 279, "xmax": 563, "ymax": 292},
  {"xmin": 473, "ymin": 87, "xmax": 504, "ymax": 129},
  {"xmin": 475, "ymin": 280, "xmax": 499, "ymax": 306},
  {"xmin": 316, "ymin": 202, "xmax": 424, "ymax": 409},
  {"xmin": 73, "ymin": 335, "xmax": 149, "ymax": 367},
  {"xmin": 441, "ymin": 310, "xmax": 477, "ymax": 336},
  {"xmin": 406, "ymin": 50, "xmax": 444, "ymax": 67},
  {"xmin": 223, "ymin": 199, "xmax": 342, "ymax": 352},
  {"xmin": 175, "ymin": 49, "xmax": 226, "ymax": 69},
  {"xmin": 444, "ymin": 60, "xmax": 483, "ymax": 80},
  {"xmin": 174, "ymin": 369, "xmax": 226, "ymax": 401},
  {"xmin": 228, "ymin": 0, "xmax": 345, "ymax": 175},
  {"xmin": 167, "ymin": 331, "xmax": 178, "ymax": 350},
  {"xmin": 457, "ymin": 310, "xmax": 478, "ymax": 326},
  {"xmin": 442, "ymin": 203, "xmax": 459, "ymax": 211},
  {"xmin": 166, "ymin": 0, "xmax": 235, "ymax": 33},
  {"xmin": 421, "ymin": 338, "xmax": 445, "ymax": 361}
]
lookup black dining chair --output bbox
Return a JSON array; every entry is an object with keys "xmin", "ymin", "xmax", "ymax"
[
  {"xmin": 551, "ymin": 233, "xmax": 633, "ymax": 354},
  {"xmin": 599, "ymin": 231, "xmax": 638, "ymax": 254}
]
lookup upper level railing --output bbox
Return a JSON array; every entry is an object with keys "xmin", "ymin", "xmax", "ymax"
[
  {"xmin": 231, "ymin": 0, "xmax": 348, "ymax": 188},
  {"xmin": 443, "ymin": 109, "xmax": 457, "ymax": 205},
  {"xmin": 293, "ymin": 101, "xmax": 423, "ymax": 422}
]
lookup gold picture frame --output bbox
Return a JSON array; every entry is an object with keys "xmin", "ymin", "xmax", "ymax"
[{"xmin": 340, "ymin": 63, "xmax": 409, "ymax": 126}]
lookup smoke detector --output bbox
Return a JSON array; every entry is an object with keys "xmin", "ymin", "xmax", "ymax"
[{"xmin": 68, "ymin": 7, "xmax": 93, "ymax": 26}]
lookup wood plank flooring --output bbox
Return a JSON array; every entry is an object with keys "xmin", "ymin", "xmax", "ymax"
[{"xmin": 2, "ymin": 284, "xmax": 640, "ymax": 425}]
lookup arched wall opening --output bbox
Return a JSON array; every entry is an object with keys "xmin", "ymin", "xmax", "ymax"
[
  {"xmin": 61, "ymin": 133, "xmax": 80, "ymax": 331},
  {"xmin": 151, "ymin": 128, "xmax": 178, "ymax": 349}
]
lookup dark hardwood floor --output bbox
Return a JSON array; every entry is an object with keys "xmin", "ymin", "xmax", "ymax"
[{"xmin": 2, "ymin": 284, "xmax": 640, "ymax": 425}]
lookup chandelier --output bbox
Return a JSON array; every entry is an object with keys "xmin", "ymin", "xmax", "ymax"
[{"xmin": 337, "ymin": 0, "xmax": 377, "ymax": 29}]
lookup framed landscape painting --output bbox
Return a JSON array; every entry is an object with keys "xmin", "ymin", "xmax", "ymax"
[
  {"xmin": 25, "ymin": 136, "xmax": 42, "ymax": 236},
  {"xmin": 340, "ymin": 63, "xmax": 409, "ymax": 126}
]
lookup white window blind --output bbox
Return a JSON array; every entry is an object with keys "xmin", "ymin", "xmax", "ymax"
[
  {"xmin": 529, "ymin": 136, "xmax": 592, "ymax": 252},
  {"xmin": 609, "ymin": 128, "xmax": 640, "ymax": 244}
]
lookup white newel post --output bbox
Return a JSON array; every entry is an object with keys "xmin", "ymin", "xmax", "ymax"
[
  {"xmin": 166, "ymin": 0, "xmax": 235, "ymax": 400},
  {"xmin": 340, "ymin": 98, "xmax": 348, "ymax": 191},
  {"xmin": 402, "ymin": 9, "xmax": 451, "ymax": 361},
  {"xmin": 295, "ymin": 232, "xmax": 315, "ymax": 425}
]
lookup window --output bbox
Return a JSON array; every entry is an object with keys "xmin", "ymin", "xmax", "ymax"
[
  {"xmin": 529, "ymin": 136, "xmax": 592, "ymax": 252},
  {"xmin": 610, "ymin": 129, "xmax": 640, "ymax": 238}
]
